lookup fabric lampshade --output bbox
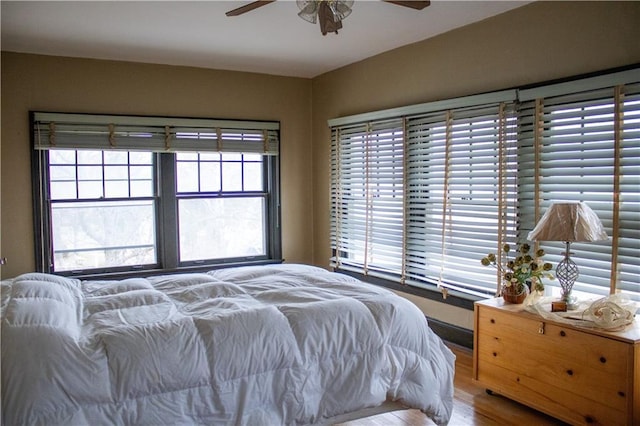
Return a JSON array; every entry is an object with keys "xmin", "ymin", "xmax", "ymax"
[{"xmin": 528, "ymin": 202, "xmax": 608, "ymax": 243}]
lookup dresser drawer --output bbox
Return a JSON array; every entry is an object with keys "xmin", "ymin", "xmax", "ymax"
[{"xmin": 476, "ymin": 306, "xmax": 629, "ymax": 380}]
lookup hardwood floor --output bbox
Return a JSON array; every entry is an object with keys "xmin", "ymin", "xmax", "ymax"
[{"xmin": 337, "ymin": 343, "xmax": 569, "ymax": 426}]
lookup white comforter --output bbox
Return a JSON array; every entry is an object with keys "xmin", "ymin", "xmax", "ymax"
[{"xmin": 1, "ymin": 264, "xmax": 455, "ymax": 425}]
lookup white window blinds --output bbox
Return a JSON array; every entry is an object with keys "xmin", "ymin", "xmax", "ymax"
[
  {"xmin": 330, "ymin": 68, "xmax": 639, "ymax": 301},
  {"xmin": 32, "ymin": 112, "xmax": 279, "ymax": 155},
  {"xmin": 331, "ymin": 119, "xmax": 406, "ymax": 277},
  {"xmin": 405, "ymin": 103, "xmax": 519, "ymax": 296},
  {"xmin": 331, "ymin": 92, "xmax": 519, "ymax": 296},
  {"xmin": 518, "ymin": 75, "xmax": 640, "ymax": 302}
]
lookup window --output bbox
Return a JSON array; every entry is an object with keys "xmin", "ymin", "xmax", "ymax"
[
  {"xmin": 330, "ymin": 68, "xmax": 640, "ymax": 302},
  {"xmin": 331, "ymin": 91, "xmax": 519, "ymax": 297},
  {"xmin": 406, "ymin": 104, "xmax": 519, "ymax": 296},
  {"xmin": 46, "ymin": 150, "xmax": 156, "ymax": 271},
  {"xmin": 176, "ymin": 153, "xmax": 267, "ymax": 262},
  {"xmin": 33, "ymin": 112, "xmax": 281, "ymax": 276},
  {"xmin": 519, "ymin": 78, "xmax": 640, "ymax": 302},
  {"xmin": 331, "ymin": 119, "xmax": 406, "ymax": 276}
]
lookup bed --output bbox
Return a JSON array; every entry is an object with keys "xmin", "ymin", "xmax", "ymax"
[{"xmin": 1, "ymin": 263, "xmax": 455, "ymax": 425}]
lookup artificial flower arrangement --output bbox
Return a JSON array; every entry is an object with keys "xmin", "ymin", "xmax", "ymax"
[{"xmin": 481, "ymin": 243, "xmax": 554, "ymax": 295}]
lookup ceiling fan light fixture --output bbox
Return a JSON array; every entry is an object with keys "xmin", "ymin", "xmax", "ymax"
[
  {"xmin": 297, "ymin": 0, "xmax": 353, "ymax": 35},
  {"xmin": 330, "ymin": 0, "xmax": 354, "ymax": 21},
  {"xmin": 297, "ymin": 0, "xmax": 319, "ymax": 23}
]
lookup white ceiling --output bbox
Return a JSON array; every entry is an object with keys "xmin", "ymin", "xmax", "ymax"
[{"xmin": 1, "ymin": 1, "xmax": 530, "ymax": 78}]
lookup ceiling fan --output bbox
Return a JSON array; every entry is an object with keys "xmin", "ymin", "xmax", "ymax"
[{"xmin": 225, "ymin": 0, "xmax": 431, "ymax": 36}]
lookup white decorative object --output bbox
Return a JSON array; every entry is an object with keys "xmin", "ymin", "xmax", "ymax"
[{"xmin": 525, "ymin": 293, "xmax": 636, "ymax": 331}]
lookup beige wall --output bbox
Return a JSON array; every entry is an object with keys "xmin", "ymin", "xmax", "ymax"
[
  {"xmin": 311, "ymin": 1, "xmax": 640, "ymax": 329},
  {"xmin": 0, "ymin": 53, "xmax": 313, "ymax": 278}
]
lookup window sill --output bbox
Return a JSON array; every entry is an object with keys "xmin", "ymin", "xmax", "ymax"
[
  {"xmin": 59, "ymin": 259, "xmax": 284, "ymax": 281},
  {"xmin": 335, "ymin": 268, "xmax": 485, "ymax": 311}
]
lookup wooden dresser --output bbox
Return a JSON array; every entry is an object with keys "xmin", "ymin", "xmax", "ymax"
[{"xmin": 473, "ymin": 297, "xmax": 640, "ymax": 426}]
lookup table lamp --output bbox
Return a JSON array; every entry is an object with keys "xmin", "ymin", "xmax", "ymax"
[{"xmin": 528, "ymin": 202, "xmax": 608, "ymax": 309}]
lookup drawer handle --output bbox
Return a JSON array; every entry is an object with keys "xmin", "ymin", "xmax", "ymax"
[
  {"xmin": 599, "ymin": 356, "xmax": 606, "ymax": 364},
  {"xmin": 538, "ymin": 322, "xmax": 545, "ymax": 334},
  {"xmin": 618, "ymin": 391, "xmax": 625, "ymax": 398},
  {"xmin": 560, "ymin": 330, "xmax": 566, "ymax": 337},
  {"xmin": 490, "ymin": 318, "xmax": 495, "ymax": 324},
  {"xmin": 585, "ymin": 415, "xmax": 594, "ymax": 423},
  {"xmin": 566, "ymin": 369, "xmax": 574, "ymax": 376}
]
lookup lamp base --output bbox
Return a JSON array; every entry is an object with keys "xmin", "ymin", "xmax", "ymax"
[
  {"xmin": 557, "ymin": 245, "xmax": 579, "ymax": 310},
  {"xmin": 561, "ymin": 291, "xmax": 578, "ymax": 310}
]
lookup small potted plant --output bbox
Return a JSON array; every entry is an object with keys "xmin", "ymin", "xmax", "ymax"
[{"xmin": 481, "ymin": 243, "xmax": 554, "ymax": 304}]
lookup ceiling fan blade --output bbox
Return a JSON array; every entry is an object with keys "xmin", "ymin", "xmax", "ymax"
[
  {"xmin": 225, "ymin": 1, "xmax": 276, "ymax": 17},
  {"xmin": 384, "ymin": 1, "xmax": 430, "ymax": 10}
]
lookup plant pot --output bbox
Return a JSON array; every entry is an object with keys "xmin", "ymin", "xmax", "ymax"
[{"xmin": 502, "ymin": 283, "xmax": 529, "ymax": 304}]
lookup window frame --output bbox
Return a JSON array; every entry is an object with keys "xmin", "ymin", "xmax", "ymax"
[
  {"xmin": 31, "ymin": 113, "xmax": 282, "ymax": 279},
  {"xmin": 330, "ymin": 95, "xmax": 520, "ymax": 299},
  {"xmin": 172, "ymin": 152, "xmax": 278, "ymax": 268}
]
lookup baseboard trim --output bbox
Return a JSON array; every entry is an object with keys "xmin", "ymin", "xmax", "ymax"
[{"xmin": 426, "ymin": 316, "xmax": 474, "ymax": 349}]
